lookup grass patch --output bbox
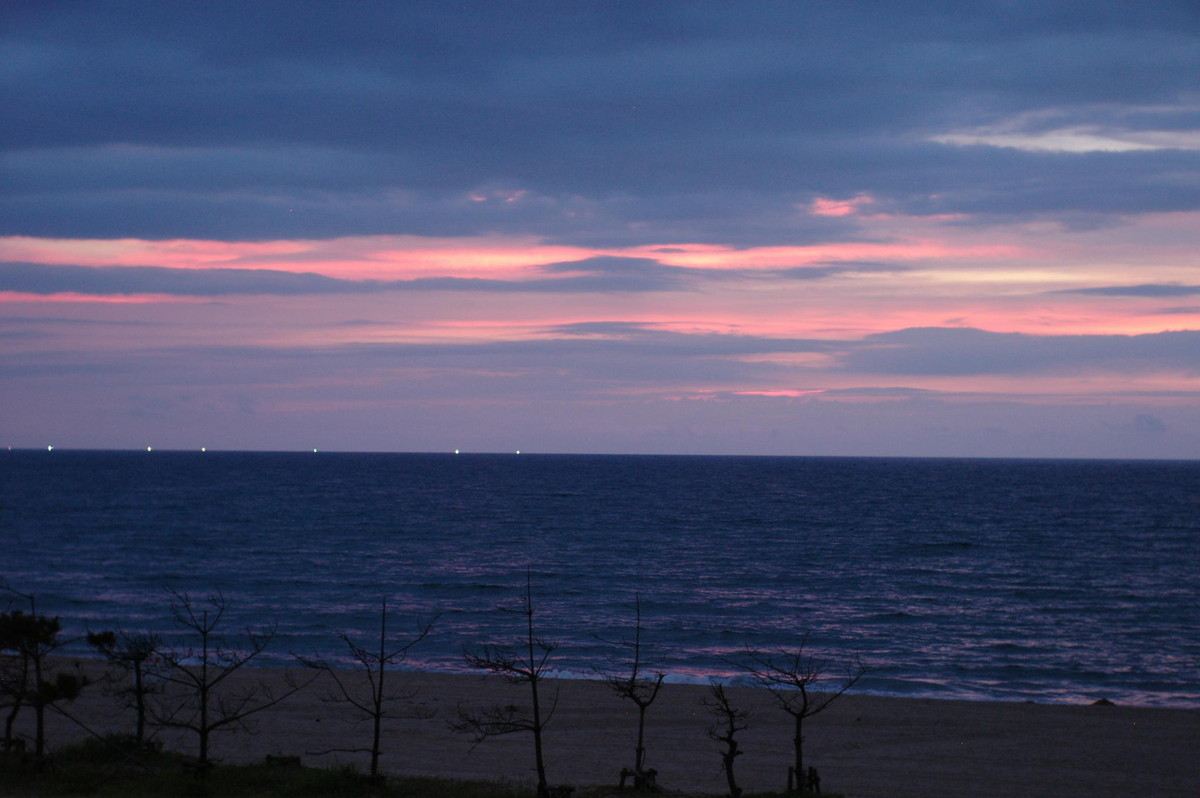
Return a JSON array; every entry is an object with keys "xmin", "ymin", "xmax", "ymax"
[
  {"xmin": 1, "ymin": 737, "xmax": 841, "ymax": 798},
  {"xmin": 0, "ymin": 736, "xmax": 537, "ymax": 798}
]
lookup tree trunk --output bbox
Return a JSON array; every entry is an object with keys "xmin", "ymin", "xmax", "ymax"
[
  {"xmin": 532, "ymin": 717, "xmax": 549, "ymax": 798},
  {"xmin": 635, "ymin": 703, "xmax": 647, "ymax": 771},
  {"xmin": 527, "ymin": 583, "xmax": 549, "ymax": 798},
  {"xmin": 3, "ymin": 700, "xmax": 19, "ymax": 750},
  {"xmin": 133, "ymin": 663, "xmax": 146, "ymax": 745},
  {"xmin": 33, "ymin": 702, "xmax": 45, "ymax": 758},
  {"xmin": 722, "ymin": 741, "xmax": 741, "ymax": 798},
  {"xmin": 371, "ymin": 600, "xmax": 386, "ymax": 777},
  {"xmin": 198, "ymin": 611, "xmax": 210, "ymax": 768},
  {"xmin": 792, "ymin": 713, "xmax": 804, "ymax": 793},
  {"xmin": 32, "ymin": 647, "xmax": 44, "ymax": 758},
  {"xmin": 3, "ymin": 655, "xmax": 25, "ymax": 749},
  {"xmin": 529, "ymin": 659, "xmax": 548, "ymax": 798}
]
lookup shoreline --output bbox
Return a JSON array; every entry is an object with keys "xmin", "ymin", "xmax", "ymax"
[
  {"xmin": 48, "ymin": 648, "xmax": 1200, "ymax": 711},
  {"xmin": 24, "ymin": 662, "xmax": 1199, "ymax": 798}
]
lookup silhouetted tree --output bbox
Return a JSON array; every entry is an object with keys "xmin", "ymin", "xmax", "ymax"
[
  {"xmin": 454, "ymin": 571, "xmax": 558, "ymax": 798},
  {"xmin": 0, "ymin": 584, "xmax": 86, "ymax": 760},
  {"xmin": 703, "ymin": 683, "xmax": 749, "ymax": 798},
  {"xmin": 153, "ymin": 589, "xmax": 311, "ymax": 769},
  {"xmin": 300, "ymin": 598, "xmax": 436, "ymax": 778},
  {"xmin": 595, "ymin": 593, "xmax": 664, "ymax": 779},
  {"xmin": 741, "ymin": 634, "xmax": 865, "ymax": 793},
  {"xmin": 86, "ymin": 628, "xmax": 162, "ymax": 746},
  {"xmin": 0, "ymin": 611, "xmax": 31, "ymax": 752}
]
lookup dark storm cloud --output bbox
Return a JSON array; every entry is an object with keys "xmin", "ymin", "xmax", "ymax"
[
  {"xmin": 0, "ymin": 260, "xmax": 605, "ymax": 296},
  {"xmin": 775, "ymin": 261, "xmax": 909, "ymax": 279},
  {"xmin": 0, "ymin": 315, "xmax": 159, "ymax": 328},
  {"xmin": 550, "ymin": 321, "xmax": 666, "ymax": 336},
  {"xmin": 0, "ymin": 258, "xmax": 696, "ymax": 296},
  {"xmin": 0, "ymin": 330, "xmax": 813, "ymax": 391},
  {"xmin": 841, "ymin": 327, "xmax": 1200, "ymax": 376},
  {"xmin": 528, "ymin": 324, "xmax": 1200, "ymax": 380},
  {"xmin": 2, "ymin": 2, "xmax": 1198, "ymax": 243},
  {"xmin": 535, "ymin": 256, "xmax": 695, "ymax": 291},
  {"xmin": 12, "ymin": 322, "xmax": 1197, "ymax": 407},
  {"xmin": 0, "ymin": 254, "xmax": 888, "ymax": 297},
  {"xmin": 276, "ymin": 323, "xmax": 839, "ymax": 367},
  {"xmin": 1052, "ymin": 283, "xmax": 1200, "ymax": 297},
  {"xmin": 8, "ymin": 321, "xmax": 1200, "ymax": 437},
  {"xmin": 0, "ymin": 261, "xmax": 363, "ymax": 296},
  {"xmin": 542, "ymin": 321, "xmax": 839, "ymax": 359}
]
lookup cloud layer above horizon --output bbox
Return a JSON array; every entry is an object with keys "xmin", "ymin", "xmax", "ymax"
[{"xmin": 4, "ymin": 2, "xmax": 1200, "ymax": 457}]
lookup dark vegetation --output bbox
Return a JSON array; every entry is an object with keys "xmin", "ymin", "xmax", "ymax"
[
  {"xmin": 454, "ymin": 570, "xmax": 559, "ymax": 798},
  {"xmin": 0, "ymin": 733, "xmax": 538, "ymax": 798},
  {"xmin": 741, "ymin": 636, "xmax": 866, "ymax": 794},
  {"xmin": 300, "ymin": 598, "xmax": 436, "ymax": 778},
  {"xmin": 0, "ymin": 582, "xmax": 86, "ymax": 761},
  {"xmin": 0, "ymin": 734, "xmax": 825, "ymax": 798},
  {"xmin": 704, "ymin": 684, "xmax": 749, "ymax": 798},
  {"xmin": 85, "ymin": 628, "xmax": 161, "ymax": 746},
  {"xmin": 1, "ymin": 576, "xmax": 860, "ymax": 797},
  {"xmin": 152, "ymin": 589, "xmax": 315, "ymax": 770},
  {"xmin": 595, "ymin": 593, "xmax": 665, "ymax": 790}
]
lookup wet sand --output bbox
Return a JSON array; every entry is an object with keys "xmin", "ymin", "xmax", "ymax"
[{"xmin": 32, "ymin": 663, "xmax": 1200, "ymax": 798}]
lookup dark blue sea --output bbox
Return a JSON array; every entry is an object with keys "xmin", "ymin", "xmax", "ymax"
[{"xmin": 3, "ymin": 450, "xmax": 1198, "ymax": 708}]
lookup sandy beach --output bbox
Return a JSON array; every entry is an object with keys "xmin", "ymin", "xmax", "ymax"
[{"xmin": 22, "ymin": 662, "xmax": 1197, "ymax": 798}]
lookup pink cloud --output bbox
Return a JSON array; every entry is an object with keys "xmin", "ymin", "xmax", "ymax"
[
  {"xmin": 731, "ymin": 389, "xmax": 828, "ymax": 397},
  {"xmin": 0, "ymin": 290, "xmax": 196, "ymax": 304},
  {"xmin": 2, "ymin": 230, "xmax": 1022, "ymax": 288},
  {"xmin": 808, "ymin": 194, "xmax": 874, "ymax": 217},
  {"xmin": 2, "ymin": 208, "xmax": 1196, "ymax": 351}
]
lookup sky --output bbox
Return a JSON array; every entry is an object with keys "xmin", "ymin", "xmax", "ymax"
[{"xmin": 3, "ymin": 2, "xmax": 1200, "ymax": 459}]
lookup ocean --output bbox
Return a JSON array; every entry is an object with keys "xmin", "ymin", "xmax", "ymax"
[{"xmin": 3, "ymin": 450, "xmax": 1198, "ymax": 708}]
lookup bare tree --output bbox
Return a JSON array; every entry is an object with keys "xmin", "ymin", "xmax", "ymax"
[
  {"xmin": 454, "ymin": 571, "xmax": 558, "ymax": 798},
  {"xmin": 153, "ymin": 589, "xmax": 311, "ymax": 769},
  {"xmin": 703, "ymin": 683, "xmax": 749, "ymax": 798},
  {"xmin": 86, "ymin": 628, "xmax": 162, "ymax": 746},
  {"xmin": 299, "ymin": 598, "xmax": 436, "ymax": 778},
  {"xmin": 0, "ymin": 584, "xmax": 87, "ymax": 760},
  {"xmin": 595, "ymin": 593, "xmax": 664, "ymax": 781},
  {"xmin": 741, "ymin": 634, "xmax": 865, "ymax": 793}
]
